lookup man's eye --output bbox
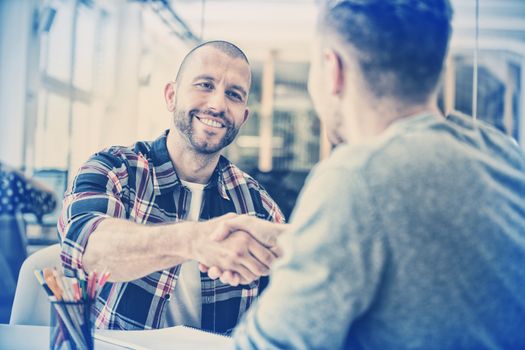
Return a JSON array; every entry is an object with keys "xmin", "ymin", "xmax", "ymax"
[
  {"xmin": 227, "ymin": 91, "xmax": 242, "ymax": 101},
  {"xmin": 197, "ymin": 82, "xmax": 213, "ymax": 89}
]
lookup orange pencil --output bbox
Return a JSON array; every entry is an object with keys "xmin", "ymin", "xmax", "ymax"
[{"xmin": 43, "ymin": 267, "xmax": 63, "ymax": 301}]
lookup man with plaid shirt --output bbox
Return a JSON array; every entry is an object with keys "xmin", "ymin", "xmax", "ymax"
[{"xmin": 58, "ymin": 41, "xmax": 284, "ymax": 334}]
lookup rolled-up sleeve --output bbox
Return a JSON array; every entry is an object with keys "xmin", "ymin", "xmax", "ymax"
[{"xmin": 58, "ymin": 151, "xmax": 128, "ymax": 276}]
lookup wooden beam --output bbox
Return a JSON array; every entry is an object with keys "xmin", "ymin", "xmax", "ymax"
[
  {"xmin": 444, "ymin": 55, "xmax": 456, "ymax": 115},
  {"xmin": 258, "ymin": 50, "xmax": 277, "ymax": 172},
  {"xmin": 503, "ymin": 62, "xmax": 515, "ymax": 136}
]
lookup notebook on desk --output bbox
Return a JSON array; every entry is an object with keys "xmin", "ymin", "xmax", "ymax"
[{"xmin": 95, "ymin": 325, "xmax": 233, "ymax": 350}]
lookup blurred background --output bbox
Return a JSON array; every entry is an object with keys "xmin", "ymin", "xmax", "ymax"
[{"xmin": 0, "ymin": 0, "xmax": 524, "ymax": 322}]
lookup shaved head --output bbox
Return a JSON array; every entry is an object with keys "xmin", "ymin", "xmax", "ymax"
[{"xmin": 175, "ymin": 40, "xmax": 251, "ymax": 87}]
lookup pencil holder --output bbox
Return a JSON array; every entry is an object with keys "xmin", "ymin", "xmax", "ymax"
[{"xmin": 50, "ymin": 300, "xmax": 94, "ymax": 350}]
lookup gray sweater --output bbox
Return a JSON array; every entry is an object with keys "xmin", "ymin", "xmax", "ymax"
[{"xmin": 233, "ymin": 112, "xmax": 525, "ymax": 349}]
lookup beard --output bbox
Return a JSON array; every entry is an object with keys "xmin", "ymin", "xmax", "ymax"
[
  {"xmin": 173, "ymin": 108, "xmax": 240, "ymax": 154},
  {"xmin": 327, "ymin": 109, "xmax": 346, "ymax": 146}
]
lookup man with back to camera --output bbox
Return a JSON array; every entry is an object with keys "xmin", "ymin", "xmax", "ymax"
[
  {"xmin": 196, "ymin": 0, "xmax": 525, "ymax": 348},
  {"xmin": 58, "ymin": 40, "xmax": 284, "ymax": 334}
]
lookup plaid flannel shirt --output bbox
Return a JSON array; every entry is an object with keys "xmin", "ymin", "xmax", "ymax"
[{"xmin": 58, "ymin": 131, "xmax": 284, "ymax": 334}]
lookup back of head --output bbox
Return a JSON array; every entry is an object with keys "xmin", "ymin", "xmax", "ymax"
[{"xmin": 318, "ymin": 0, "xmax": 453, "ymax": 103}]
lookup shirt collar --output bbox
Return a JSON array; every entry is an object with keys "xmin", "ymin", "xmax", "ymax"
[{"xmin": 150, "ymin": 130, "xmax": 230, "ymax": 200}]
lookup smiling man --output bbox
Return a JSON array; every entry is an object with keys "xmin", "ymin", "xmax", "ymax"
[
  {"xmin": 58, "ymin": 41, "xmax": 284, "ymax": 334},
  {"xmin": 167, "ymin": 43, "xmax": 250, "ymax": 156}
]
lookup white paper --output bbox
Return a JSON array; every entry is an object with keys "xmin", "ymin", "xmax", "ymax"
[{"xmin": 95, "ymin": 326, "xmax": 234, "ymax": 350}]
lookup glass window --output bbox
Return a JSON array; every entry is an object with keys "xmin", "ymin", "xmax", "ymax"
[
  {"xmin": 34, "ymin": 92, "xmax": 70, "ymax": 169},
  {"xmin": 69, "ymin": 101, "xmax": 91, "ymax": 180},
  {"xmin": 43, "ymin": 0, "xmax": 74, "ymax": 83},
  {"xmin": 73, "ymin": 4, "xmax": 96, "ymax": 91},
  {"xmin": 449, "ymin": 53, "xmax": 521, "ymax": 140},
  {"xmin": 95, "ymin": 10, "xmax": 118, "ymax": 98}
]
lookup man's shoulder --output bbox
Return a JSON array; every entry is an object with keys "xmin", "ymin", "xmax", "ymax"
[
  {"xmin": 447, "ymin": 111, "xmax": 525, "ymax": 165},
  {"xmin": 319, "ymin": 121, "xmax": 442, "ymax": 184},
  {"xmin": 325, "ymin": 111, "xmax": 525, "ymax": 188},
  {"xmin": 219, "ymin": 157, "xmax": 284, "ymax": 221},
  {"xmin": 325, "ymin": 114, "xmax": 454, "ymax": 172},
  {"xmin": 220, "ymin": 158, "xmax": 265, "ymax": 191},
  {"xmin": 91, "ymin": 140, "xmax": 154, "ymax": 168},
  {"xmin": 322, "ymin": 142, "xmax": 389, "ymax": 176}
]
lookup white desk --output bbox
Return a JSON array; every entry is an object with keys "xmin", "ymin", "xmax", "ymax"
[
  {"xmin": 0, "ymin": 324, "xmax": 234, "ymax": 350},
  {"xmin": 0, "ymin": 324, "xmax": 120, "ymax": 350}
]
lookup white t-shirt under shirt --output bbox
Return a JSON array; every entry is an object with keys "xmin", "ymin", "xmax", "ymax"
[{"xmin": 164, "ymin": 179, "xmax": 206, "ymax": 328}]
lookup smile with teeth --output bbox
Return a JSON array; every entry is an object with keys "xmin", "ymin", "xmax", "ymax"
[{"xmin": 194, "ymin": 114, "xmax": 225, "ymax": 128}]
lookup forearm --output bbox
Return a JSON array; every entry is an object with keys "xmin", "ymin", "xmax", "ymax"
[{"xmin": 83, "ymin": 218, "xmax": 194, "ymax": 282}]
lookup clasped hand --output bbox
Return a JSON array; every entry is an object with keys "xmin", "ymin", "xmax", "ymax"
[{"xmin": 191, "ymin": 213, "xmax": 287, "ymax": 287}]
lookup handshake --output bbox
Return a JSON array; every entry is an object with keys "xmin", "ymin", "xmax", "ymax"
[{"xmin": 189, "ymin": 214, "xmax": 288, "ymax": 287}]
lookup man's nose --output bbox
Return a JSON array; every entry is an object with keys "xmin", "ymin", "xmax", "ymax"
[{"xmin": 207, "ymin": 89, "xmax": 226, "ymax": 112}]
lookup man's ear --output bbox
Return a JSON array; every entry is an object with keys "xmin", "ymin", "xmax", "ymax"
[
  {"xmin": 164, "ymin": 82, "xmax": 176, "ymax": 112},
  {"xmin": 324, "ymin": 49, "xmax": 344, "ymax": 96},
  {"xmin": 241, "ymin": 108, "xmax": 250, "ymax": 125}
]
